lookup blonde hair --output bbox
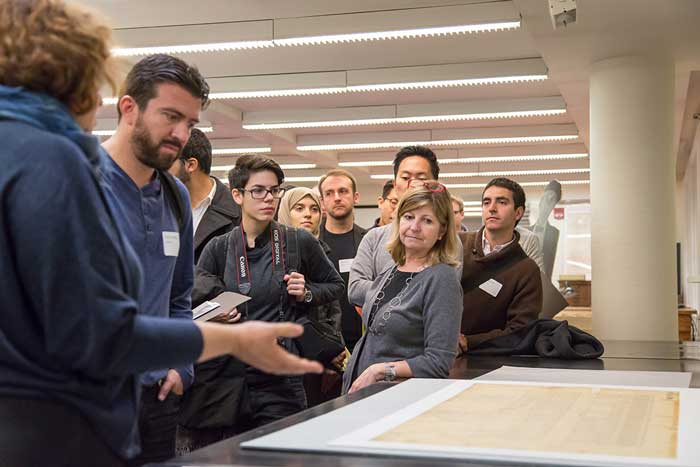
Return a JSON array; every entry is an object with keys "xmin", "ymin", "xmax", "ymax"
[
  {"xmin": 387, "ymin": 185, "xmax": 461, "ymax": 267},
  {"xmin": 277, "ymin": 187, "xmax": 322, "ymax": 238},
  {"xmin": 450, "ymin": 194, "xmax": 465, "ymax": 213},
  {"xmin": 0, "ymin": 0, "xmax": 117, "ymax": 115}
]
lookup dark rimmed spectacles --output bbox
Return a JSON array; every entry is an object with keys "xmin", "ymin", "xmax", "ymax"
[
  {"xmin": 240, "ymin": 186, "xmax": 286, "ymax": 199},
  {"xmin": 407, "ymin": 179, "xmax": 446, "ymax": 193}
]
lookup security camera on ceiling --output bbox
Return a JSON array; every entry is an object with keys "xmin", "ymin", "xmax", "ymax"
[{"xmin": 548, "ymin": 0, "xmax": 577, "ymax": 29}]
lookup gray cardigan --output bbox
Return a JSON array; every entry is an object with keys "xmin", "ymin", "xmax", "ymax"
[
  {"xmin": 342, "ymin": 263, "xmax": 463, "ymax": 394},
  {"xmin": 348, "ymin": 224, "xmax": 463, "ymax": 307}
]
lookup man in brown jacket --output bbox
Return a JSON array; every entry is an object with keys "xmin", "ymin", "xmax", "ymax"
[{"xmin": 458, "ymin": 178, "xmax": 542, "ymax": 353}]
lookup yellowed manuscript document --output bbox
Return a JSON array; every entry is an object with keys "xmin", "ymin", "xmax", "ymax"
[{"xmin": 375, "ymin": 383, "xmax": 679, "ymax": 458}]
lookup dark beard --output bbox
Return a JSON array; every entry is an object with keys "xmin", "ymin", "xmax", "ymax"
[
  {"xmin": 171, "ymin": 160, "xmax": 190, "ymax": 185},
  {"xmin": 327, "ymin": 206, "xmax": 353, "ymax": 221},
  {"xmin": 131, "ymin": 117, "xmax": 182, "ymax": 171}
]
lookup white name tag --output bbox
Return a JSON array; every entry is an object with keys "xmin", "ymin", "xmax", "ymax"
[
  {"xmin": 479, "ymin": 278, "xmax": 503, "ymax": 298},
  {"xmin": 338, "ymin": 258, "xmax": 354, "ymax": 273},
  {"xmin": 162, "ymin": 231, "xmax": 180, "ymax": 257}
]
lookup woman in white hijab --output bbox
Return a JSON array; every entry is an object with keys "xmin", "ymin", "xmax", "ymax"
[{"xmin": 278, "ymin": 187, "xmax": 347, "ymax": 405}]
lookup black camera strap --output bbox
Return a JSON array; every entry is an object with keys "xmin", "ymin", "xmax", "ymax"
[{"xmin": 231, "ymin": 221, "xmax": 292, "ymax": 324}]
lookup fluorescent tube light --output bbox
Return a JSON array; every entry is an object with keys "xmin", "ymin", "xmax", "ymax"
[
  {"xmin": 445, "ymin": 180, "xmax": 590, "ymax": 188},
  {"xmin": 339, "ymin": 153, "xmax": 588, "ymax": 168},
  {"xmin": 211, "ymin": 163, "xmax": 316, "ymax": 171},
  {"xmin": 284, "ymin": 176, "xmax": 322, "ymax": 182},
  {"xmin": 299, "ymin": 135, "xmax": 578, "ymax": 152},
  {"xmin": 111, "ymin": 22, "xmax": 520, "ymax": 58},
  {"xmin": 206, "ymin": 75, "xmax": 547, "ymax": 100},
  {"xmin": 370, "ymin": 168, "xmax": 590, "ymax": 180},
  {"xmin": 112, "ymin": 41, "xmax": 274, "ymax": 57},
  {"xmin": 92, "ymin": 126, "xmax": 213, "ymax": 137},
  {"xmin": 274, "ymin": 22, "xmax": 520, "ymax": 47},
  {"xmin": 463, "ymin": 201, "xmax": 482, "ymax": 206},
  {"xmin": 243, "ymin": 109, "xmax": 566, "ymax": 130},
  {"xmin": 212, "ymin": 147, "xmax": 271, "ymax": 155}
]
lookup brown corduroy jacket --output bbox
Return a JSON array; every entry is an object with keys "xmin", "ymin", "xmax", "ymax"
[{"xmin": 459, "ymin": 227, "xmax": 542, "ymax": 349}]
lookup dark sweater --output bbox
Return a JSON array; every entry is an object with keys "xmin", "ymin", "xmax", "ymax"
[
  {"xmin": 459, "ymin": 227, "xmax": 542, "ymax": 349},
  {"xmin": 0, "ymin": 120, "xmax": 203, "ymax": 460}
]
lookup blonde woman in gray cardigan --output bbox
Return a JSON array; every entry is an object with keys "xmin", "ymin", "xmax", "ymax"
[{"xmin": 343, "ymin": 182, "xmax": 462, "ymax": 394}]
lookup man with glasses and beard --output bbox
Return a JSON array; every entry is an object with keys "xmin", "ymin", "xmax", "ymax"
[{"xmin": 102, "ymin": 54, "xmax": 208, "ymax": 466}]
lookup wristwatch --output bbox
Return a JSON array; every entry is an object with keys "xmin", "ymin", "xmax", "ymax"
[
  {"xmin": 303, "ymin": 288, "xmax": 313, "ymax": 303},
  {"xmin": 383, "ymin": 363, "xmax": 396, "ymax": 382}
]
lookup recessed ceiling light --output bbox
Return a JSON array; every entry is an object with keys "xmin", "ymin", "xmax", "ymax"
[
  {"xmin": 111, "ymin": 22, "xmax": 521, "ymax": 57},
  {"xmin": 339, "ymin": 153, "xmax": 588, "ymax": 167},
  {"xmin": 242, "ymin": 109, "xmax": 566, "ymax": 130},
  {"xmin": 370, "ymin": 168, "xmax": 590, "ymax": 180},
  {"xmin": 299, "ymin": 135, "xmax": 578, "ymax": 152},
  {"xmin": 283, "ymin": 176, "xmax": 322, "ymax": 182},
  {"xmin": 444, "ymin": 180, "xmax": 590, "ymax": 188},
  {"xmin": 92, "ymin": 126, "xmax": 213, "ymax": 137},
  {"xmin": 274, "ymin": 22, "xmax": 521, "ymax": 47},
  {"xmin": 211, "ymin": 163, "xmax": 316, "ymax": 171},
  {"xmin": 212, "ymin": 147, "xmax": 272, "ymax": 155},
  {"xmin": 209, "ymin": 75, "xmax": 547, "ymax": 100}
]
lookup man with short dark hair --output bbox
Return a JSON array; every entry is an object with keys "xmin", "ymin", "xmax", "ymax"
[
  {"xmin": 318, "ymin": 168, "xmax": 366, "ymax": 351},
  {"xmin": 102, "ymin": 54, "xmax": 209, "ymax": 466},
  {"xmin": 349, "ymin": 145, "xmax": 461, "ymax": 308},
  {"xmin": 458, "ymin": 178, "xmax": 542, "ymax": 354},
  {"xmin": 371, "ymin": 180, "xmax": 398, "ymax": 229},
  {"xmin": 169, "ymin": 128, "xmax": 241, "ymax": 263}
]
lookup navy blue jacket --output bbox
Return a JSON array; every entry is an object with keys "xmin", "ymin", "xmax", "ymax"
[
  {"xmin": 102, "ymin": 156, "xmax": 195, "ymax": 389},
  {"xmin": 0, "ymin": 120, "xmax": 203, "ymax": 460}
]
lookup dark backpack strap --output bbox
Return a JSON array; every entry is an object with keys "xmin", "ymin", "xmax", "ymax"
[
  {"xmin": 284, "ymin": 225, "xmax": 300, "ymax": 273},
  {"xmin": 158, "ymin": 169, "xmax": 186, "ymax": 234}
]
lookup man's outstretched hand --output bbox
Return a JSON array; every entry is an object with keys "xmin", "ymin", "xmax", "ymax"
[{"xmin": 197, "ymin": 321, "xmax": 323, "ymax": 375}]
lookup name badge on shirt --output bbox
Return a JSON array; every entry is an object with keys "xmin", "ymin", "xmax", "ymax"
[
  {"xmin": 479, "ymin": 278, "xmax": 503, "ymax": 298},
  {"xmin": 162, "ymin": 231, "xmax": 179, "ymax": 257},
  {"xmin": 338, "ymin": 258, "xmax": 354, "ymax": 273}
]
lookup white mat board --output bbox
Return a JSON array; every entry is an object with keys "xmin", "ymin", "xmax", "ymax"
[
  {"xmin": 242, "ymin": 378, "xmax": 700, "ymax": 467},
  {"xmin": 476, "ymin": 366, "xmax": 692, "ymax": 388}
]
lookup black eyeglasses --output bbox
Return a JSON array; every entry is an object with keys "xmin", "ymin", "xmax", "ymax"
[
  {"xmin": 407, "ymin": 179, "xmax": 446, "ymax": 193},
  {"xmin": 240, "ymin": 186, "xmax": 286, "ymax": 199}
]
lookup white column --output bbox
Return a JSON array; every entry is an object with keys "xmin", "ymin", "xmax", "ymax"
[{"xmin": 590, "ymin": 56, "xmax": 678, "ymax": 341}]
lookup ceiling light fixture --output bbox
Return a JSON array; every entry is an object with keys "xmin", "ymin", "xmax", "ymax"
[
  {"xmin": 92, "ymin": 126, "xmax": 213, "ymax": 137},
  {"xmin": 211, "ymin": 163, "xmax": 316, "ymax": 171},
  {"xmin": 445, "ymin": 180, "xmax": 590, "ymax": 189},
  {"xmin": 243, "ymin": 109, "xmax": 566, "ymax": 130},
  {"xmin": 212, "ymin": 147, "xmax": 272, "ymax": 155},
  {"xmin": 111, "ymin": 21, "xmax": 521, "ymax": 58},
  {"xmin": 111, "ymin": 41, "xmax": 274, "ymax": 57},
  {"xmin": 273, "ymin": 22, "xmax": 520, "ymax": 47},
  {"xmin": 339, "ymin": 153, "xmax": 588, "ymax": 167},
  {"xmin": 370, "ymin": 168, "xmax": 590, "ymax": 180},
  {"xmin": 283, "ymin": 176, "xmax": 322, "ymax": 183},
  {"xmin": 299, "ymin": 135, "xmax": 578, "ymax": 152},
  {"xmin": 209, "ymin": 75, "xmax": 548, "ymax": 100}
]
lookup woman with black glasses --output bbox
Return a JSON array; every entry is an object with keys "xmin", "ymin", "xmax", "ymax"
[
  {"xmin": 342, "ymin": 182, "xmax": 463, "ymax": 394},
  {"xmin": 188, "ymin": 155, "xmax": 344, "ymax": 444}
]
